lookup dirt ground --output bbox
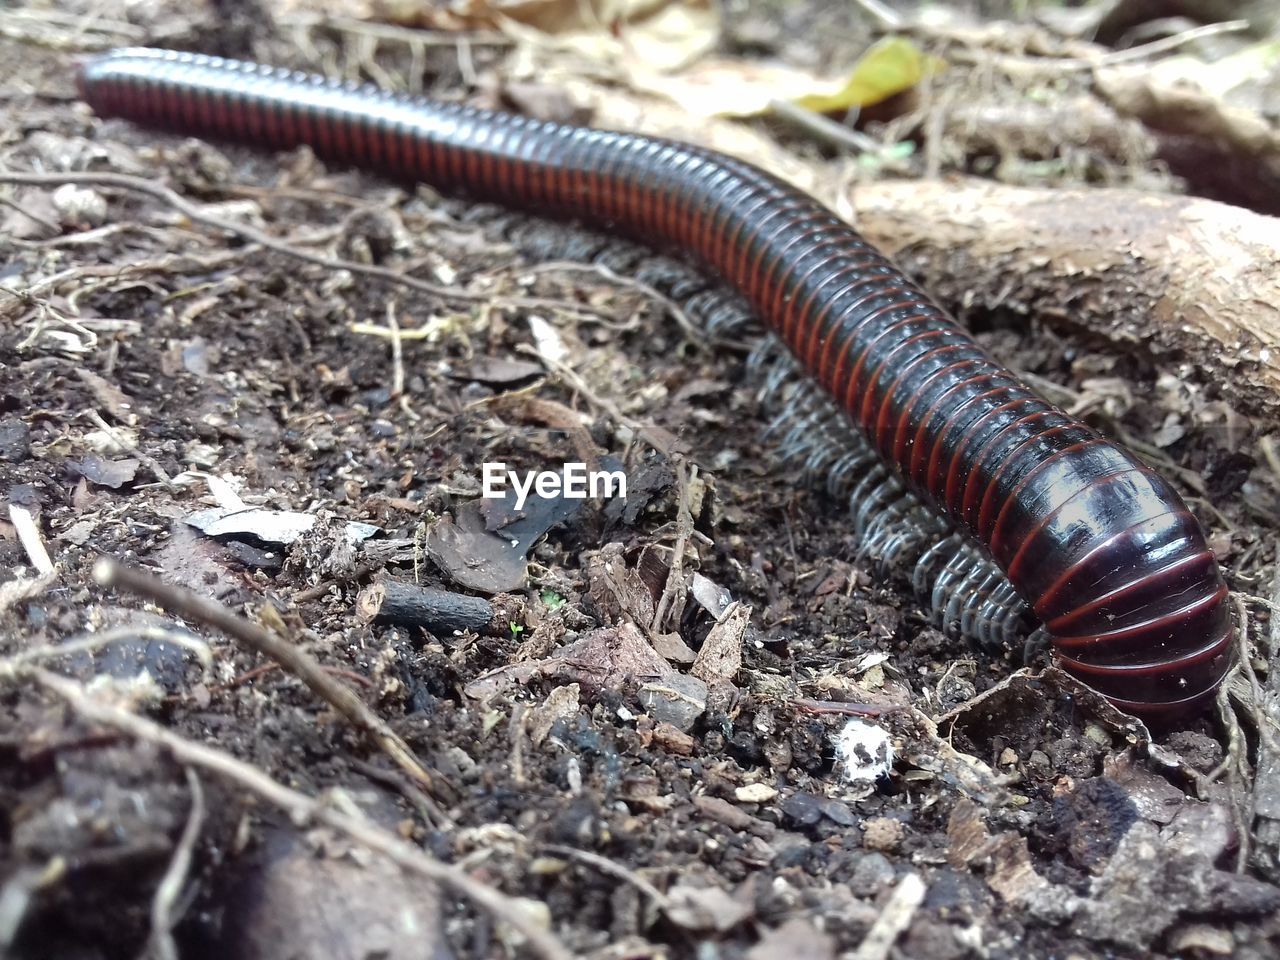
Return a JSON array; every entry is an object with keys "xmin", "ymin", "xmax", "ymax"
[{"xmin": 3, "ymin": 1, "xmax": 1280, "ymax": 958}]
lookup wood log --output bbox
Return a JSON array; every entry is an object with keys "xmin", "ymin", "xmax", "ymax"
[{"xmin": 848, "ymin": 178, "xmax": 1280, "ymax": 411}]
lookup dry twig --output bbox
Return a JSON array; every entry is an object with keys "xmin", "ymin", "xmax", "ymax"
[
  {"xmin": 11, "ymin": 665, "xmax": 575, "ymax": 960},
  {"xmin": 850, "ymin": 872, "xmax": 926, "ymax": 960},
  {"xmin": 0, "ymin": 170, "xmax": 621, "ymax": 324},
  {"xmin": 7, "ymin": 504, "xmax": 53, "ymax": 575},
  {"xmin": 0, "ymin": 249, "xmax": 247, "ymax": 324},
  {"xmin": 2, "ymin": 623, "xmax": 212, "ymax": 673},
  {"xmin": 936, "ymin": 19, "xmax": 1250, "ymax": 73},
  {"xmin": 851, "ymin": 0, "xmax": 902, "ymax": 29},
  {"xmin": 513, "ymin": 342, "xmax": 678, "ymax": 455},
  {"xmin": 146, "ymin": 768, "xmax": 204, "ymax": 960},
  {"xmin": 519, "ymin": 260, "xmax": 700, "ymax": 338},
  {"xmin": 83, "ymin": 409, "xmax": 174, "ymax": 487},
  {"xmin": 1094, "ymin": 20, "xmax": 1250, "ymax": 67},
  {"xmin": 91, "ymin": 558, "xmax": 449, "ymax": 799},
  {"xmin": 541, "ymin": 843, "xmax": 671, "ymax": 912}
]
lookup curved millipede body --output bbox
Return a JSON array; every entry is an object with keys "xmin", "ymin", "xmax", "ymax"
[
  {"xmin": 489, "ymin": 213, "xmax": 1038, "ymax": 653},
  {"xmin": 76, "ymin": 48, "xmax": 1234, "ymax": 716}
]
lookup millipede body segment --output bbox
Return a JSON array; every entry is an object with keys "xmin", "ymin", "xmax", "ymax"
[{"xmin": 76, "ymin": 47, "xmax": 1234, "ymax": 716}]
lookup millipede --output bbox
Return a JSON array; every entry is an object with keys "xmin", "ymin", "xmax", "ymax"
[{"xmin": 75, "ymin": 47, "xmax": 1235, "ymax": 717}]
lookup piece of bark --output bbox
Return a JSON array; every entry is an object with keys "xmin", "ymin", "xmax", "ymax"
[
  {"xmin": 849, "ymin": 178, "xmax": 1280, "ymax": 410},
  {"xmin": 357, "ymin": 580, "xmax": 495, "ymax": 635}
]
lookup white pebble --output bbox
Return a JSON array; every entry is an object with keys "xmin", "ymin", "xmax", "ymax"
[
  {"xmin": 834, "ymin": 718, "xmax": 894, "ymax": 783},
  {"xmin": 52, "ymin": 183, "xmax": 107, "ymax": 226}
]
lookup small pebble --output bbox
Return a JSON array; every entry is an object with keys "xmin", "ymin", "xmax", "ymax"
[
  {"xmin": 862, "ymin": 816, "xmax": 905, "ymax": 853},
  {"xmin": 735, "ymin": 782, "xmax": 777, "ymax": 804}
]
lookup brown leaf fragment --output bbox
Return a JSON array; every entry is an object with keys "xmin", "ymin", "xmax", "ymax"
[
  {"xmin": 452, "ymin": 355, "xmax": 543, "ymax": 384},
  {"xmin": 622, "ymin": 781, "xmax": 676, "ymax": 814},
  {"xmin": 586, "ymin": 542, "xmax": 655, "ymax": 625},
  {"xmin": 1, "ymin": 187, "xmax": 59, "ymax": 238},
  {"xmin": 463, "ymin": 660, "xmax": 551, "ymax": 702},
  {"xmin": 946, "ymin": 798, "xmax": 996, "ymax": 869},
  {"xmin": 76, "ymin": 368, "xmax": 138, "ymax": 424},
  {"xmin": 554, "ymin": 622, "xmax": 674, "ymax": 692},
  {"xmin": 986, "ymin": 833, "xmax": 1051, "ymax": 904},
  {"xmin": 467, "ymin": 621, "xmax": 674, "ymax": 702},
  {"xmin": 649, "ymin": 631, "xmax": 697, "ymax": 664},
  {"xmin": 487, "ymin": 394, "xmax": 599, "ymax": 460},
  {"xmin": 528, "ymin": 683, "xmax": 580, "ymax": 746},
  {"xmin": 691, "ymin": 600, "xmax": 747, "ymax": 686},
  {"xmin": 500, "ymin": 81, "xmax": 588, "ymax": 125}
]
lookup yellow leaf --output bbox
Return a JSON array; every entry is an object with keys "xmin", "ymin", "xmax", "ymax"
[{"xmin": 793, "ymin": 36, "xmax": 944, "ymax": 114}]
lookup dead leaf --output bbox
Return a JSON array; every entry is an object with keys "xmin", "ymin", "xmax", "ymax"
[
  {"xmin": 650, "ymin": 631, "xmax": 697, "ymax": 664},
  {"xmin": 0, "ymin": 188, "xmax": 59, "ymax": 239},
  {"xmin": 463, "ymin": 659, "xmax": 551, "ymax": 701},
  {"xmin": 451, "ymin": 355, "xmax": 544, "ymax": 384},
  {"xmin": 466, "ymin": 0, "xmax": 720, "ymax": 74},
  {"xmin": 691, "ymin": 600, "xmax": 747, "ymax": 686},
  {"xmin": 690, "ymin": 571, "xmax": 732, "ymax": 618},
  {"xmin": 426, "ymin": 507, "xmax": 530, "ymax": 593},
  {"xmin": 528, "ymin": 683, "xmax": 581, "ymax": 745},
  {"xmin": 586, "ymin": 542, "xmax": 656, "ymax": 626},
  {"xmin": 1097, "ymin": 41, "xmax": 1280, "ymax": 153},
  {"xmin": 428, "ymin": 473, "xmax": 585, "ymax": 593},
  {"xmin": 555, "ymin": 621, "xmax": 674, "ymax": 690},
  {"xmin": 946, "ymin": 799, "xmax": 997, "ymax": 869},
  {"xmin": 631, "ymin": 57, "xmax": 827, "ymax": 118},
  {"xmin": 630, "ymin": 35, "xmax": 943, "ymax": 120},
  {"xmin": 794, "ymin": 36, "xmax": 944, "ymax": 114},
  {"xmin": 500, "ymin": 80, "xmax": 589, "ymax": 123},
  {"xmin": 986, "ymin": 833, "xmax": 1051, "ymax": 903}
]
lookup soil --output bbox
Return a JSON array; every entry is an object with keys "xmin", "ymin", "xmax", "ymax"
[{"xmin": 2, "ymin": 3, "xmax": 1279, "ymax": 960}]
